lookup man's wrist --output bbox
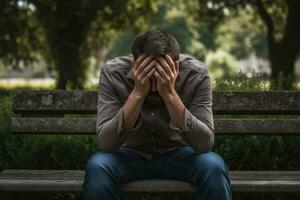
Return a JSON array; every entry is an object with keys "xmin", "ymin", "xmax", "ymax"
[
  {"xmin": 131, "ymin": 87, "xmax": 146, "ymax": 101},
  {"xmin": 162, "ymin": 89, "xmax": 177, "ymax": 102},
  {"xmin": 162, "ymin": 89, "xmax": 186, "ymax": 130}
]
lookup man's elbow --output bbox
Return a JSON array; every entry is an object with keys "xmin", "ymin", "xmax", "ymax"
[
  {"xmin": 96, "ymin": 141, "xmax": 119, "ymax": 153},
  {"xmin": 96, "ymin": 128, "xmax": 120, "ymax": 153},
  {"xmin": 192, "ymin": 130, "xmax": 215, "ymax": 153}
]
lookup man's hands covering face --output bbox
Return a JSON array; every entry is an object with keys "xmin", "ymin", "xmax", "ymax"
[
  {"xmin": 132, "ymin": 54, "xmax": 179, "ymax": 99},
  {"xmin": 154, "ymin": 55, "xmax": 179, "ymax": 99},
  {"xmin": 132, "ymin": 54, "xmax": 156, "ymax": 98}
]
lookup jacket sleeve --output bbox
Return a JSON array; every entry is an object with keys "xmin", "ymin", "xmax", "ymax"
[
  {"xmin": 174, "ymin": 68, "xmax": 215, "ymax": 153},
  {"xmin": 96, "ymin": 64, "xmax": 142, "ymax": 152}
]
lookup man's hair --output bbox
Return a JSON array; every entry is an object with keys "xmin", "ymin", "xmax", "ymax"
[{"xmin": 131, "ymin": 29, "xmax": 180, "ymax": 61}]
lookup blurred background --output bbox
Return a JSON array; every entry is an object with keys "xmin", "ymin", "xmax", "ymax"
[
  {"xmin": 0, "ymin": 0, "xmax": 300, "ymax": 90},
  {"xmin": 0, "ymin": 0, "xmax": 299, "ymax": 200}
]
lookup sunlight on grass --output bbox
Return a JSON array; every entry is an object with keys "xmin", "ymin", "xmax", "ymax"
[
  {"xmin": 294, "ymin": 81, "xmax": 300, "ymax": 90},
  {"xmin": 0, "ymin": 78, "xmax": 99, "ymax": 90},
  {"xmin": 0, "ymin": 73, "xmax": 299, "ymax": 91},
  {"xmin": 0, "ymin": 78, "xmax": 55, "ymax": 90}
]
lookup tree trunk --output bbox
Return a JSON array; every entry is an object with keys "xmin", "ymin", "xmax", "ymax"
[
  {"xmin": 49, "ymin": 34, "xmax": 88, "ymax": 90},
  {"xmin": 33, "ymin": 1, "xmax": 95, "ymax": 90},
  {"xmin": 255, "ymin": 0, "xmax": 300, "ymax": 90},
  {"xmin": 269, "ymin": 42, "xmax": 296, "ymax": 90},
  {"xmin": 42, "ymin": 17, "xmax": 89, "ymax": 89},
  {"xmin": 268, "ymin": 0, "xmax": 300, "ymax": 90}
]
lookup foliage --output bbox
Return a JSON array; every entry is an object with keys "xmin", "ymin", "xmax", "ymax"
[
  {"xmin": 0, "ymin": 95, "xmax": 98, "ymax": 171},
  {"xmin": 1, "ymin": 0, "xmax": 299, "ymax": 90},
  {"xmin": 0, "ymin": 0, "xmax": 49, "ymax": 68},
  {"xmin": 205, "ymin": 49, "xmax": 237, "ymax": 80},
  {"xmin": 215, "ymin": 9, "xmax": 267, "ymax": 59},
  {"xmin": 190, "ymin": 0, "xmax": 300, "ymax": 89},
  {"xmin": 213, "ymin": 70, "xmax": 269, "ymax": 91},
  {"xmin": 0, "ymin": 0, "xmax": 158, "ymax": 89},
  {"xmin": 107, "ymin": 0, "xmax": 207, "ymax": 61},
  {"xmin": 106, "ymin": 30, "xmax": 137, "ymax": 60},
  {"xmin": 65, "ymin": 80, "xmax": 75, "ymax": 91}
]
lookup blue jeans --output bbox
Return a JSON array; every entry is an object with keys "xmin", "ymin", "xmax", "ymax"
[{"xmin": 83, "ymin": 146, "xmax": 232, "ymax": 200}]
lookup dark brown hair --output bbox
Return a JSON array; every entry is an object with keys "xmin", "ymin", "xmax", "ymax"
[{"xmin": 131, "ymin": 29, "xmax": 180, "ymax": 61}]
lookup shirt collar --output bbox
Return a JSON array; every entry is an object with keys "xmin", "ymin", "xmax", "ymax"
[
  {"xmin": 125, "ymin": 54, "xmax": 134, "ymax": 80},
  {"xmin": 126, "ymin": 66, "xmax": 134, "ymax": 80}
]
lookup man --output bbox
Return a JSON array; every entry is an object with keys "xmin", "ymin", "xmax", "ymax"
[{"xmin": 83, "ymin": 29, "xmax": 232, "ymax": 200}]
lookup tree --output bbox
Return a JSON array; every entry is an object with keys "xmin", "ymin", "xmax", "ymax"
[
  {"xmin": 107, "ymin": 0, "xmax": 207, "ymax": 61},
  {"xmin": 193, "ymin": 0, "xmax": 300, "ymax": 89},
  {"xmin": 1, "ymin": 0, "xmax": 157, "ymax": 89},
  {"xmin": 31, "ymin": 0, "xmax": 156, "ymax": 89},
  {"xmin": 205, "ymin": 49, "xmax": 237, "ymax": 80},
  {"xmin": 215, "ymin": 9, "xmax": 267, "ymax": 60},
  {"xmin": 0, "ymin": 0, "xmax": 47, "ymax": 69}
]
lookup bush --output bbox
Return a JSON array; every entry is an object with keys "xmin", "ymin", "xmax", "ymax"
[
  {"xmin": 205, "ymin": 49, "xmax": 237, "ymax": 80},
  {"xmin": 0, "ymin": 95, "xmax": 97, "ymax": 171}
]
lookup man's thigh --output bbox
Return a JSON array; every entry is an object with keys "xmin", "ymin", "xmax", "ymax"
[
  {"xmin": 84, "ymin": 147, "xmax": 153, "ymax": 184},
  {"xmin": 153, "ymin": 146, "xmax": 230, "ymax": 184}
]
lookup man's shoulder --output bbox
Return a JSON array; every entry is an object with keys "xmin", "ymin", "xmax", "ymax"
[
  {"xmin": 179, "ymin": 53, "xmax": 208, "ymax": 76},
  {"xmin": 101, "ymin": 54, "xmax": 132, "ymax": 74}
]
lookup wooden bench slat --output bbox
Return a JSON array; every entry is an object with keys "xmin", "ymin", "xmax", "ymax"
[
  {"xmin": 10, "ymin": 118, "xmax": 300, "ymax": 135},
  {"xmin": 12, "ymin": 90, "xmax": 300, "ymax": 114},
  {"xmin": 12, "ymin": 90, "xmax": 97, "ymax": 114},
  {"xmin": 213, "ymin": 90, "xmax": 300, "ymax": 114},
  {"xmin": 0, "ymin": 170, "xmax": 299, "ymax": 193}
]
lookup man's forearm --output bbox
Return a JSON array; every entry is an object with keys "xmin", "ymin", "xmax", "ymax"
[
  {"xmin": 163, "ymin": 91, "xmax": 185, "ymax": 129},
  {"xmin": 122, "ymin": 88, "xmax": 145, "ymax": 130},
  {"xmin": 163, "ymin": 91, "xmax": 214, "ymax": 153},
  {"xmin": 96, "ymin": 88, "xmax": 145, "ymax": 152}
]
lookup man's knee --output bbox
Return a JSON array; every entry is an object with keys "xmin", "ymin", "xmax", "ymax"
[
  {"xmin": 193, "ymin": 151, "xmax": 230, "ymax": 184},
  {"xmin": 200, "ymin": 152, "xmax": 227, "ymax": 172},
  {"xmin": 84, "ymin": 151, "xmax": 120, "ymax": 183},
  {"xmin": 86, "ymin": 151, "xmax": 120, "ymax": 172},
  {"xmin": 83, "ymin": 152, "xmax": 121, "ymax": 200}
]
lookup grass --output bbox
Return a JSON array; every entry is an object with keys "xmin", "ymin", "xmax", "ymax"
[
  {"xmin": 0, "ymin": 77, "xmax": 98, "ymax": 91},
  {"xmin": 0, "ymin": 70, "xmax": 300, "ymax": 91},
  {"xmin": 0, "ymin": 78, "xmax": 55, "ymax": 90}
]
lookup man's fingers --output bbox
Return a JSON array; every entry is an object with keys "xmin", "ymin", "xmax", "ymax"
[
  {"xmin": 136, "ymin": 55, "xmax": 154, "ymax": 75},
  {"xmin": 135, "ymin": 53, "xmax": 148, "ymax": 66},
  {"xmin": 155, "ymin": 62, "xmax": 169, "ymax": 81},
  {"xmin": 142, "ymin": 67, "xmax": 156, "ymax": 82},
  {"xmin": 133, "ymin": 53, "xmax": 148, "ymax": 71},
  {"xmin": 150, "ymin": 76, "xmax": 157, "ymax": 88},
  {"xmin": 164, "ymin": 55, "xmax": 176, "ymax": 74},
  {"xmin": 154, "ymin": 70, "xmax": 164, "ymax": 83},
  {"xmin": 156, "ymin": 57, "xmax": 173, "ymax": 77},
  {"xmin": 139, "ymin": 59, "xmax": 156, "ymax": 79}
]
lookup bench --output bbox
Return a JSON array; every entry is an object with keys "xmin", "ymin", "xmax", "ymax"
[{"xmin": 1, "ymin": 90, "xmax": 300, "ymax": 197}]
